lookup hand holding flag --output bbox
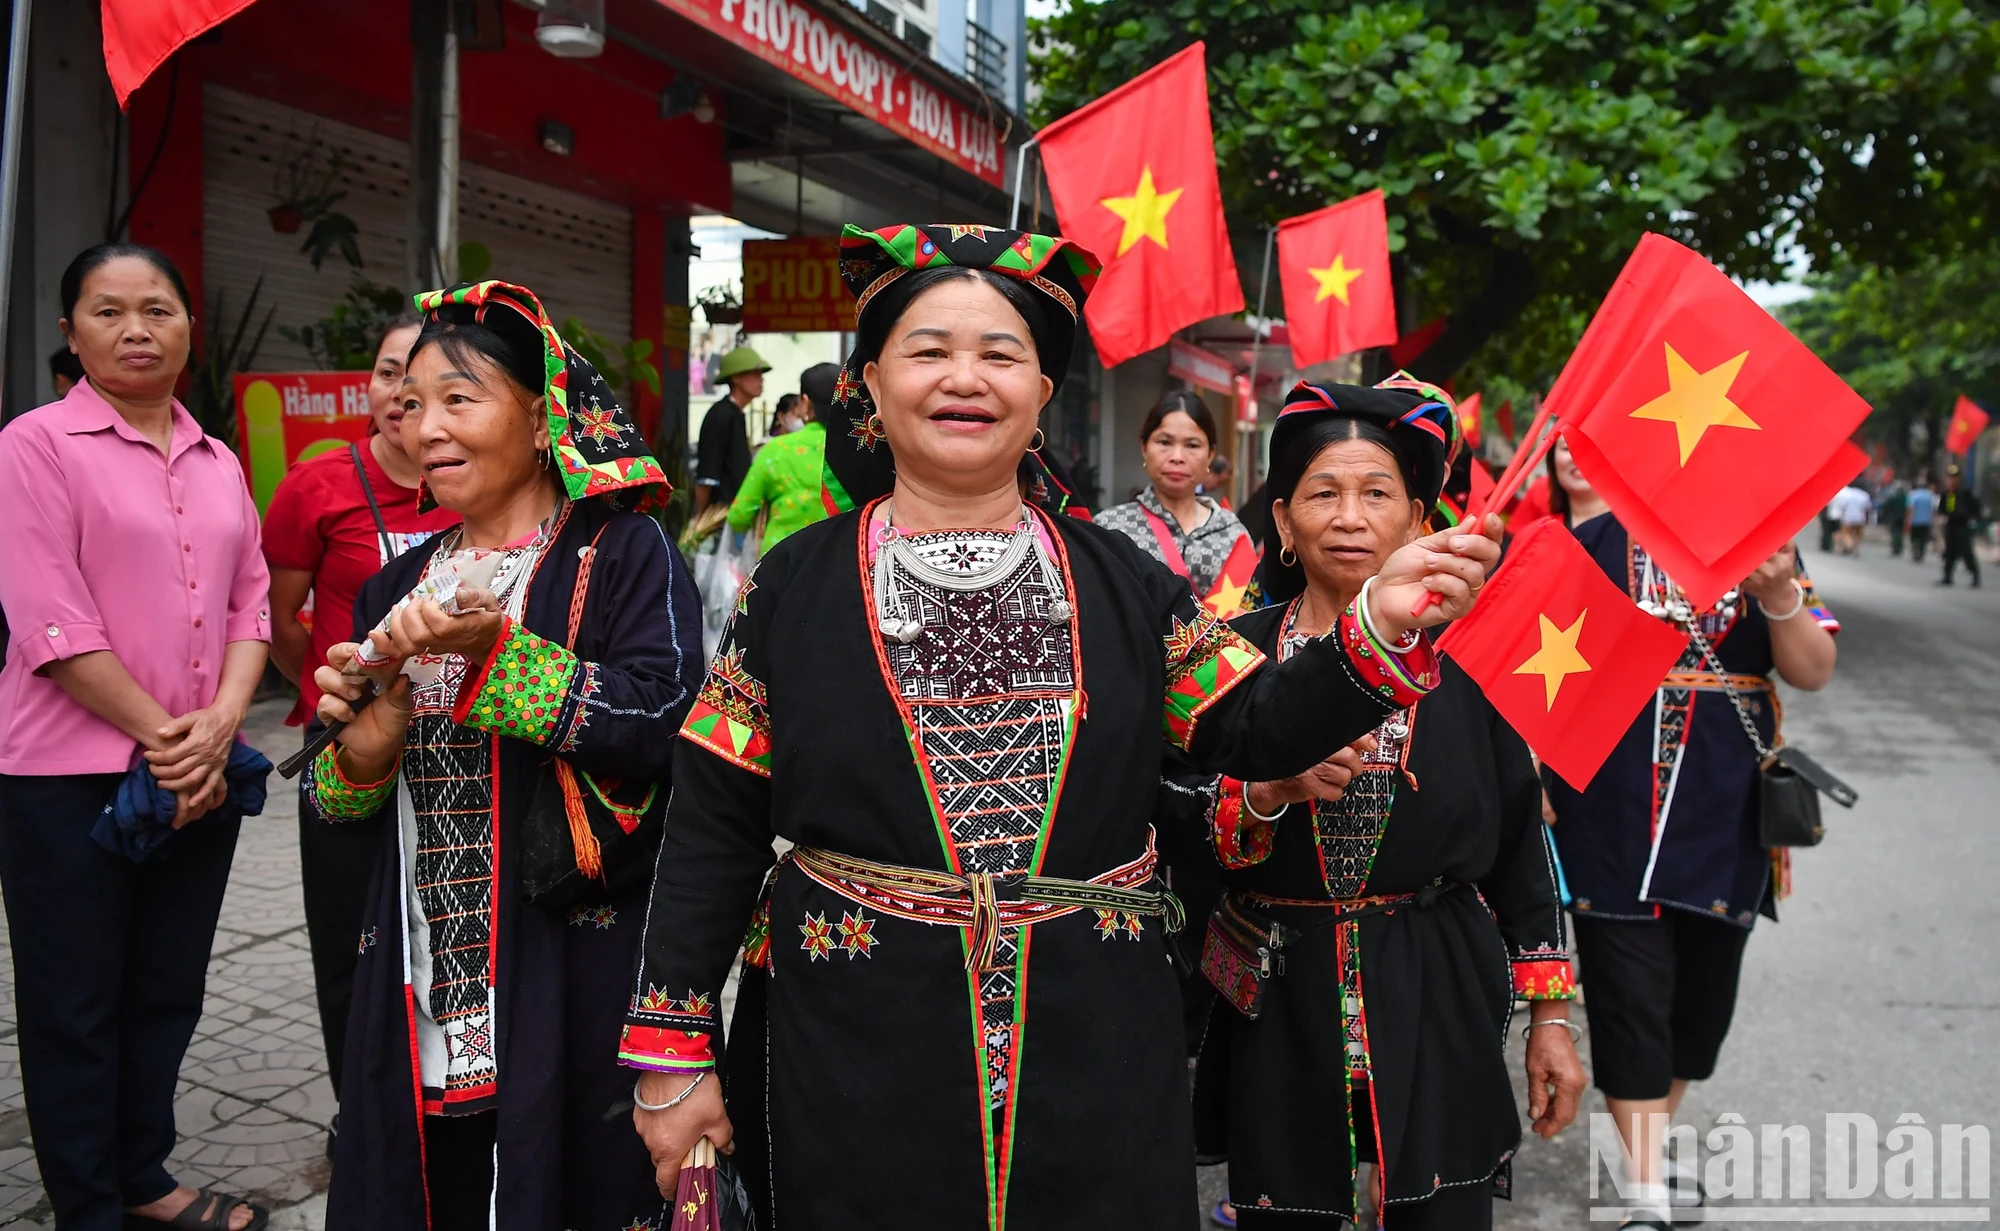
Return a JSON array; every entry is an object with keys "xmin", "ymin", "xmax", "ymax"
[{"xmin": 1369, "ymin": 515, "xmax": 1507, "ymax": 638}]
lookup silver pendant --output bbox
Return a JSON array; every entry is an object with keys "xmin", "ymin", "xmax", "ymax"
[
  {"xmin": 1047, "ymin": 599, "xmax": 1072, "ymax": 623},
  {"xmin": 880, "ymin": 618, "xmax": 923, "ymax": 644},
  {"xmin": 1383, "ymin": 721, "xmax": 1410, "ymax": 740}
]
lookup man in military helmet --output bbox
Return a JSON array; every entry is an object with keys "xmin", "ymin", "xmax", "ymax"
[{"xmin": 694, "ymin": 344, "xmax": 771, "ymax": 514}]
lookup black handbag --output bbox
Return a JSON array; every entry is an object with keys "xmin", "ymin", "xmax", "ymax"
[
  {"xmin": 519, "ymin": 527, "xmax": 669, "ymax": 907},
  {"xmin": 1687, "ymin": 624, "xmax": 1857, "ymax": 848}
]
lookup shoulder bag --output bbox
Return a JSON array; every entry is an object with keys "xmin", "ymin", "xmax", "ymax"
[
  {"xmin": 1684, "ymin": 621, "xmax": 1857, "ymax": 847},
  {"xmin": 519, "ymin": 525, "xmax": 670, "ymax": 906}
]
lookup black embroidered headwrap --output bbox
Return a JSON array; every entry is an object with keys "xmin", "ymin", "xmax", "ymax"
[
  {"xmin": 1259, "ymin": 373, "xmax": 1461, "ymax": 604},
  {"xmin": 412, "ymin": 280, "xmax": 670, "ymax": 512},
  {"xmin": 820, "ymin": 223, "xmax": 1101, "ymax": 513}
]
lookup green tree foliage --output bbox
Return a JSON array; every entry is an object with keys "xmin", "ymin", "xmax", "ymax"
[
  {"xmin": 1031, "ymin": 0, "xmax": 2000, "ymax": 390},
  {"xmin": 1782, "ymin": 252, "xmax": 2000, "ymax": 473}
]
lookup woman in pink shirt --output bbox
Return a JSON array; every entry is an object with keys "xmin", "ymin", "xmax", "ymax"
[{"xmin": 0, "ymin": 245, "xmax": 271, "ymax": 1231}]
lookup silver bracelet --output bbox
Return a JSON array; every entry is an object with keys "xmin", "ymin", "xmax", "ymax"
[
  {"xmin": 633, "ymin": 1069, "xmax": 707, "ymax": 1113},
  {"xmin": 1240, "ymin": 784, "xmax": 1289, "ymax": 822},
  {"xmin": 1758, "ymin": 578, "xmax": 1806, "ymax": 622},
  {"xmin": 1521, "ymin": 1017, "xmax": 1582, "ymax": 1042}
]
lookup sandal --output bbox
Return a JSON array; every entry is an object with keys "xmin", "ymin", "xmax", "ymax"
[
  {"xmin": 1210, "ymin": 1198, "xmax": 1238, "ymax": 1228},
  {"xmin": 148, "ymin": 1188, "xmax": 270, "ymax": 1231}
]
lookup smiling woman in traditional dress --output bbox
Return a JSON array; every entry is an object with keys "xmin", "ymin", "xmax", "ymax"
[
  {"xmin": 1166, "ymin": 381, "xmax": 1587, "ymax": 1231},
  {"xmin": 620, "ymin": 224, "xmax": 1502, "ymax": 1231},
  {"xmin": 305, "ymin": 281, "xmax": 703, "ymax": 1231}
]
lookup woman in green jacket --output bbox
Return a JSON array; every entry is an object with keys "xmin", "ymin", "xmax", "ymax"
[{"xmin": 728, "ymin": 362, "xmax": 839, "ymax": 550}]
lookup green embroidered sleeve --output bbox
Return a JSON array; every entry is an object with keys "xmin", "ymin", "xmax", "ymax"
[
  {"xmin": 452, "ymin": 617, "xmax": 586, "ymax": 745},
  {"xmin": 305, "ymin": 742, "xmax": 399, "ymax": 819}
]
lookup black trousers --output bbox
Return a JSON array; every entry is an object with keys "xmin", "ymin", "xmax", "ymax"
[
  {"xmin": 1571, "ymin": 912, "xmax": 1752, "ymax": 1101},
  {"xmin": 1910, "ymin": 524, "xmax": 1933, "ymax": 562},
  {"xmin": 0, "ymin": 772, "xmax": 241, "ymax": 1231},
  {"xmin": 1941, "ymin": 528, "xmax": 1982, "ymax": 585},
  {"xmin": 296, "ymin": 726, "xmax": 383, "ymax": 1098}
]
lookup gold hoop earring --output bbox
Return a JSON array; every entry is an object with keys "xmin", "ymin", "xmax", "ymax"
[
  {"xmin": 1280, "ymin": 545, "xmax": 1297, "ymax": 566},
  {"xmin": 1029, "ymin": 428, "xmax": 1046, "ymax": 452}
]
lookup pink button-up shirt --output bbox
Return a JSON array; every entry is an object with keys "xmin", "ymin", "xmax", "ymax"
[{"xmin": 0, "ymin": 380, "xmax": 272, "ymax": 774}]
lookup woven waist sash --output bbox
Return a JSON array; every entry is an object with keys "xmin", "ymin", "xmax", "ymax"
[
  {"xmin": 1661, "ymin": 670, "xmax": 1770, "ymax": 693},
  {"xmin": 788, "ymin": 845, "xmax": 1184, "ymax": 972}
]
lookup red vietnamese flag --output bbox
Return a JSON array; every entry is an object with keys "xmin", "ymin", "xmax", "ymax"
[
  {"xmin": 1201, "ymin": 535, "xmax": 1259, "ymax": 618},
  {"xmin": 1276, "ymin": 189, "xmax": 1398, "ymax": 366},
  {"xmin": 103, "ymin": 0, "xmax": 260, "ymax": 107},
  {"xmin": 1552, "ymin": 234, "xmax": 1871, "ymax": 609},
  {"xmin": 1438, "ymin": 519, "xmax": 1689, "ymax": 788},
  {"xmin": 1946, "ymin": 395, "xmax": 1990, "ymax": 455},
  {"xmin": 1456, "ymin": 391, "xmax": 1484, "ymax": 451},
  {"xmin": 1494, "ymin": 399, "xmax": 1516, "ymax": 443},
  {"xmin": 1038, "ymin": 43, "xmax": 1243, "ymax": 367},
  {"xmin": 1467, "ymin": 456, "xmax": 1495, "ymax": 515}
]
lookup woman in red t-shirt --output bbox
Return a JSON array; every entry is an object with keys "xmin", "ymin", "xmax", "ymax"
[{"xmin": 261, "ymin": 314, "xmax": 456, "ymax": 1115}]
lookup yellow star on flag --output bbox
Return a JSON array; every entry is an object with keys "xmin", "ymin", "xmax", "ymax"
[
  {"xmin": 1309, "ymin": 253, "xmax": 1365, "ymax": 305},
  {"xmin": 1204, "ymin": 576, "xmax": 1248, "ymax": 619},
  {"xmin": 1513, "ymin": 610, "xmax": 1592, "ymax": 710},
  {"xmin": 1100, "ymin": 166, "xmax": 1183, "ymax": 257},
  {"xmin": 1628, "ymin": 343, "xmax": 1761, "ymax": 465}
]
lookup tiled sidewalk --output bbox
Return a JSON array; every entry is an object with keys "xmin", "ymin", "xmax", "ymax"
[{"xmin": 0, "ymin": 700, "xmax": 331, "ymax": 1229}]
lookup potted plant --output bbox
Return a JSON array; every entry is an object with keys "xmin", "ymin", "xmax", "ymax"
[
  {"xmin": 269, "ymin": 131, "xmax": 365, "ymax": 270},
  {"xmin": 695, "ymin": 282, "xmax": 743, "ymax": 326}
]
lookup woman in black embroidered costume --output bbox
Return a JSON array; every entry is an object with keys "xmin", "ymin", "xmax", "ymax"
[
  {"xmin": 1540, "ymin": 437, "xmax": 1836, "ymax": 1227},
  {"xmin": 303, "ymin": 281, "xmax": 703, "ymax": 1231},
  {"xmin": 1167, "ymin": 380, "xmax": 1587, "ymax": 1230},
  {"xmin": 620, "ymin": 224, "xmax": 1503, "ymax": 1231}
]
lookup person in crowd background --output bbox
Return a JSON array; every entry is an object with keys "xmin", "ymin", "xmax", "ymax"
[
  {"xmin": 260, "ymin": 312, "xmax": 457, "ymax": 1126},
  {"xmin": 1879, "ymin": 479, "xmax": 1908, "ymax": 557},
  {"xmin": 305, "ymin": 280, "xmax": 702, "ymax": 1231},
  {"xmin": 47, "ymin": 346, "xmax": 84, "ymax": 399},
  {"xmin": 1906, "ymin": 474, "xmax": 1937, "ymax": 564},
  {"xmin": 767, "ymin": 392, "xmax": 802, "ymax": 438},
  {"xmin": 1831, "ymin": 480, "xmax": 1871, "ymax": 555},
  {"xmin": 1937, "ymin": 467, "xmax": 1983, "ymax": 587},
  {"xmin": 727, "ymin": 362, "xmax": 837, "ymax": 552},
  {"xmin": 1542, "ymin": 437, "xmax": 1837, "ymax": 1230},
  {"xmin": 1203, "ymin": 451, "xmax": 1235, "ymax": 508},
  {"xmin": 1096, "ymin": 391, "xmax": 1255, "ymax": 611},
  {"xmin": 693, "ymin": 344, "xmax": 769, "ymax": 514},
  {"xmin": 0, "ymin": 244, "xmax": 273, "ymax": 1231}
]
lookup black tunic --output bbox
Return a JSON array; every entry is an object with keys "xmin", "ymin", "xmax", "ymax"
[
  {"xmin": 624, "ymin": 504, "xmax": 1433, "ymax": 1231},
  {"xmin": 1169, "ymin": 601, "xmax": 1572, "ymax": 1221},
  {"xmin": 309, "ymin": 500, "xmax": 706, "ymax": 1231}
]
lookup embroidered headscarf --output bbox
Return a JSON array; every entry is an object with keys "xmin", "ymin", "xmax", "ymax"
[
  {"xmin": 820, "ymin": 223, "xmax": 1102, "ymax": 513},
  {"xmin": 412, "ymin": 280, "xmax": 670, "ymax": 511},
  {"xmin": 1259, "ymin": 373, "xmax": 1461, "ymax": 604}
]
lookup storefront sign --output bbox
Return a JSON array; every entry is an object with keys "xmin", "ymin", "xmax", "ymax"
[
  {"xmin": 662, "ymin": 0, "xmax": 1006, "ymax": 187},
  {"xmin": 1168, "ymin": 340, "xmax": 1237, "ymax": 395},
  {"xmin": 234, "ymin": 372, "xmax": 373, "ymax": 513},
  {"xmin": 741, "ymin": 237, "xmax": 857, "ymax": 332}
]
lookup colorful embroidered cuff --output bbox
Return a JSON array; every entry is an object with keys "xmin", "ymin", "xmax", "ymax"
[
  {"xmin": 306, "ymin": 743, "xmax": 398, "ymax": 819},
  {"xmin": 617, "ymin": 1025, "xmax": 715, "ymax": 1072},
  {"xmin": 1512, "ymin": 955, "xmax": 1578, "ymax": 1000},
  {"xmin": 1163, "ymin": 612, "xmax": 1266, "ymax": 751},
  {"xmin": 451, "ymin": 616, "xmax": 584, "ymax": 744},
  {"xmin": 1338, "ymin": 592, "xmax": 1440, "ymax": 708},
  {"xmin": 1211, "ymin": 777, "xmax": 1276, "ymax": 869},
  {"xmin": 680, "ymin": 646, "xmax": 773, "ymax": 776}
]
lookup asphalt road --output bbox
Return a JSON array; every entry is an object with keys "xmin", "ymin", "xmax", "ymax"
[{"xmin": 1202, "ymin": 537, "xmax": 2000, "ymax": 1228}]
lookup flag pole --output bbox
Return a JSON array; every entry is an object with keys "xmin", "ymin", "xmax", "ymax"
[
  {"xmin": 0, "ymin": 0, "xmax": 34, "ymax": 371},
  {"xmin": 1240, "ymin": 224, "xmax": 1275, "ymax": 505},
  {"xmin": 1008, "ymin": 140, "xmax": 1037, "ymax": 230}
]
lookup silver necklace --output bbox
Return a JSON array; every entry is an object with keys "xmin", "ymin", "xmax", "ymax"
[{"xmin": 871, "ymin": 501, "xmax": 1072, "ymax": 644}]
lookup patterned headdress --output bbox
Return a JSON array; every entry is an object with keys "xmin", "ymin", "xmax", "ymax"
[
  {"xmin": 820, "ymin": 223, "xmax": 1102, "ymax": 513},
  {"xmin": 412, "ymin": 280, "xmax": 670, "ymax": 511},
  {"xmin": 1259, "ymin": 373, "xmax": 1461, "ymax": 604}
]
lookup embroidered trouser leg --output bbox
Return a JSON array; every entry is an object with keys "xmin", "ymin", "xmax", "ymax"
[{"xmin": 0, "ymin": 773, "xmax": 241, "ymax": 1231}]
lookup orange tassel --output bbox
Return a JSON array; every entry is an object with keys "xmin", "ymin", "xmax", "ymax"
[{"xmin": 557, "ymin": 760, "xmax": 603, "ymax": 880}]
